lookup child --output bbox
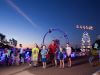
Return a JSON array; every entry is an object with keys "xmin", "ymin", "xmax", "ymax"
[
  {"xmin": 10, "ymin": 51, "xmax": 15, "ymax": 65},
  {"xmin": 32, "ymin": 43, "xmax": 39, "ymax": 67},
  {"xmin": 4, "ymin": 48, "xmax": 9, "ymax": 65},
  {"xmin": 19, "ymin": 44, "xmax": 25, "ymax": 64},
  {"xmin": 58, "ymin": 47, "xmax": 65, "ymax": 69},
  {"xmin": 15, "ymin": 48, "xmax": 20, "ymax": 65},
  {"xmin": 54, "ymin": 48, "xmax": 59, "ymax": 67},
  {"xmin": 66, "ymin": 43, "xmax": 72, "ymax": 67},
  {"xmin": 25, "ymin": 48, "xmax": 32, "ymax": 66},
  {"xmin": 41, "ymin": 45, "xmax": 48, "ymax": 69},
  {"xmin": 8, "ymin": 49, "xmax": 12, "ymax": 66}
]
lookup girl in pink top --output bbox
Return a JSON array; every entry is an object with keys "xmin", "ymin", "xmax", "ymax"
[{"xmin": 66, "ymin": 43, "xmax": 72, "ymax": 67}]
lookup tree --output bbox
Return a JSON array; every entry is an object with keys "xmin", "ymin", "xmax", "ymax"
[
  {"xmin": 0, "ymin": 33, "xmax": 5, "ymax": 43},
  {"xmin": 9, "ymin": 38, "xmax": 17, "ymax": 47},
  {"xmin": 95, "ymin": 39, "xmax": 100, "ymax": 49}
]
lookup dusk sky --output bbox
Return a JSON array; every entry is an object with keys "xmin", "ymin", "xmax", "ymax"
[{"xmin": 0, "ymin": 0, "xmax": 100, "ymax": 48}]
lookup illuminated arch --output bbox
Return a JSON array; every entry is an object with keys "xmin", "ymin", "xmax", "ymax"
[{"xmin": 42, "ymin": 28, "xmax": 69, "ymax": 45}]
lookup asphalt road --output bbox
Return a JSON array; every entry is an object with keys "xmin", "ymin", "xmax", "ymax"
[{"xmin": 0, "ymin": 57, "xmax": 99, "ymax": 75}]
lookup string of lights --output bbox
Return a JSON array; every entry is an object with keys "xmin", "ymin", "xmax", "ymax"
[{"xmin": 76, "ymin": 25, "xmax": 94, "ymax": 30}]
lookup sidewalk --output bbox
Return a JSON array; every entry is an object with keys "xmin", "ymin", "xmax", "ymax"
[
  {"xmin": 92, "ymin": 70, "xmax": 100, "ymax": 75},
  {"xmin": 0, "ymin": 64, "xmax": 30, "ymax": 75}
]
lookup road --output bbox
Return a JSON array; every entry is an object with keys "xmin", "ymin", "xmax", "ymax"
[{"xmin": 0, "ymin": 57, "xmax": 99, "ymax": 75}]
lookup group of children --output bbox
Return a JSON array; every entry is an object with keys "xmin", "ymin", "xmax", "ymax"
[
  {"xmin": 31, "ymin": 41, "xmax": 72, "ymax": 69},
  {"xmin": 0, "ymin": 41, "xmax": 72, "ymax": 69},
  {"xmin": 0, "ymin": 45, "xmax": 31, "ymax": 66}
]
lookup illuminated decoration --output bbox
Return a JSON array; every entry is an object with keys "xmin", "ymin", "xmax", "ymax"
[
  {"xmin": 94, "ymin": 43, "xmax": 98, "ymax": 49},
  {"xmin": 71, "ymin": 52, "xmax": 76, "ymax": 58},
  {"xmin": 0, "ymin": 52, "xmax": 6, "ymax": 62},
  {"xmin": 76, "ymin": 25, "xmax": 94, "ymax": 50},
  {"xmin": 42, "ymin": 28, "xmax": 69, "ymax": 45},
  {"xmin": 81, "ymin": 32, "xmax": 91, "ymax": 49},
  {"xmin": 76, "ymin": 25, "xmax": 94, "ymax": 30},
  {"xmin": 25, "ymin": 52, "xmax": 31, "ymax": 62}
]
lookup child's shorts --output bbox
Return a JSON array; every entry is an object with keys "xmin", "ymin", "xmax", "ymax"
[
  {"xmin": 42, "ymin": 58, "xmax": 47, "ymax": 62},
  {"xmin": 32, "ymin": 57, "xmax": 38, "ymax": 61}
]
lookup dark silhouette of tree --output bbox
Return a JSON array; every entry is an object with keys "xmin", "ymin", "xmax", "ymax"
[
  {"xmin": 9, "ymin": 38, "xmax": 17, "ymax": 47},
  {"xmin": 0, "ymin": 33, "xmax": 5, "ymax": 43},
  {"xmin": 95, "ymin": 39, "xmax": 100, "ymax": 49}
]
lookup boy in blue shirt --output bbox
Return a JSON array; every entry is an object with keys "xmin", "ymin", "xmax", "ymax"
[{"xmin": 41, "ymin": 45, "xmax": 48, "ymax": 69}]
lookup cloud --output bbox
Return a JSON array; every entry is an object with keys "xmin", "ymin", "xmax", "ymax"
[{"xmin": 6, "ymin": 0, "xmax": 37, "ymax": 28}]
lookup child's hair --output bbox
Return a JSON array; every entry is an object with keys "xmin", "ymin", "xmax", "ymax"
[
  {"xmin": 59, "ymin": 46, "xmax": 63, "ymax": 51},
  {"xmin": 66, "ymin": 43, "xmax": 71, "ymax": 47},
  {"xmin": 59, "ymin": 45, "xmax": 63, "ymax": 49},
  {"xmin": 19, "ymin": 44, "xmax": 22, "ymax": 47},
  {"xmin": 41, "ymin": 45, "xmax": 46, "ymax": 49},
  {"xmin": 34, "ymin": 43, "xmax": 39, "ymax": 48}
]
